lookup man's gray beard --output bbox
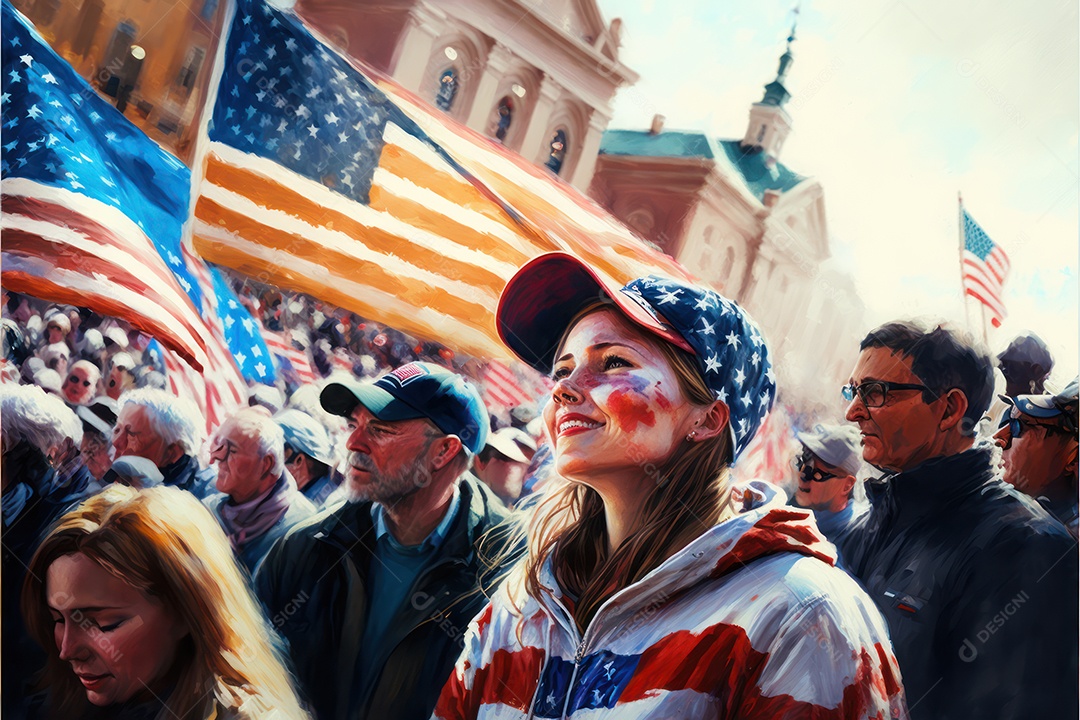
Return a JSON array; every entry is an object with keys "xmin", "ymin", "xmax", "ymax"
[{"xmin": 343, "ymin": 449, "xmax": 432, "ymax": 505}]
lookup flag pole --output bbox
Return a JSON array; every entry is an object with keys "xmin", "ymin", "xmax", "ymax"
[{"xmin": 958, "ymin": 192, "xmax": 973, "ymax": 333}]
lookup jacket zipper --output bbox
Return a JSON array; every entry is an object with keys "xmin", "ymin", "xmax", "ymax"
[{"xmin": 559, "ymin": 637, "xmax": 588, "ymax": 720}]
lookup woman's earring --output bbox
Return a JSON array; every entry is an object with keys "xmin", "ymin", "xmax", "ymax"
[{"xmin": 686, "ymin": 431, "xmax": 697, "ymax": 441}]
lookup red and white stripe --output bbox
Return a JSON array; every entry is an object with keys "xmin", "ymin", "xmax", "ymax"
[
  {"xmin": 264, "ymin": 328, "xmax": 317, "ymax": 384},
  {"xmin": 479, "ymin": 360, "xmax": 532, "ymax": 410},
  {"xmin": 962, "ymin": 246, "xmax": 1010, "ymax": 327},
  {"xmin": 2, "ymin": 179, "xmax": 212, "ymax": 371}
]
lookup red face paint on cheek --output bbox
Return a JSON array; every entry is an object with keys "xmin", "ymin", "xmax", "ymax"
[
  {"xmin": 653, "ymin": 381, "xmax": 672, "ymax": 411},
  {"xmin": 608, "ymin": 389, "xmax": 656, "ymax": 432}
]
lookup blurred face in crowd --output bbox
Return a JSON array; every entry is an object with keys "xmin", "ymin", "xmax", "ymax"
[
  {"xmin": 47, "ymin": 552, "xmax": 188, "ymax": 707},
  {"xmin": 105, "ymin": 366, "xmax": 134, "ymax": 401},
  {"xmin": 994, "ymin": 415, "xmax": 1078, "ymax": 498},
  {"xmin": 792, "ymin": 449, "xmax": 856, "ymax": 513},
  {"xmin": 112, "ymin": 405, "xmax": 177, "ymax": 468},
  {"xmin": 344, "ymin": 404, "xmax": 439, "ymax": 504},
  {"xmin": 210, "ymin": 417, "xmax": 276, "ymax": 503},
  {"xmin": 844, "ymin": 348, "xmax": 954, "ymax": 472},
  {"xmin": 475, "ymin": 450, "xmax": 528, "ymax": 505},
  {"xmin": 80, "ymin": 431, "xmax": 112, "ymax": 481},
  {"xmin": 46, "ymin": 352, "xmax": 69, "ymax": 376},
  {"xmin": 46, "ymin": 323, "xmax": 66, "ymax": 345},
  {"xmin": 544, "ymin": 309, "xmax": 703, "ymax": 498},
  {"xmin": 63, "ymin": 362, "xmax": 100, "ymax": 406},
  {"xmin": 285, "ymin": 447, "xmax": 315, "ymax": 490}
]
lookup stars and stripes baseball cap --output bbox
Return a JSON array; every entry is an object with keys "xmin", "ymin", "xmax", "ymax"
[
  {"xmin": 321, "ymin": 362, "xmax": 489, "ymax": 454},
  {"xmin": 496, "ymin": 253, "xmax": 775, "ymax": 457}
]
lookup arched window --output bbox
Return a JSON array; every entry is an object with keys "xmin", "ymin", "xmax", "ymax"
[
  {"xmin": 721, "ymin": 247, "xmax": 736, "ymax": 283},
  {"xmin": 494, "ymin": 97, "xmax": 513, "ymax": 142},
  {"xmin": 435, "ymin": 68, "xmax": 458, "ymax": 112},
  {"xmin": 545, "ymin": 128, "xmax": 568, "ymax": 175}
]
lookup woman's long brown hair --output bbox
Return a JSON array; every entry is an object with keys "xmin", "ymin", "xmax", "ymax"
[
  {"xmin": 21, "ymin": 484, "xmax": 310, "ymax": 720},
  {"xmin": 521, "ymin": 305, "xmax": 735, "ymax": 634}
]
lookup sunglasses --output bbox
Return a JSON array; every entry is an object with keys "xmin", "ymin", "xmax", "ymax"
[
  {"xmin": 65, "ymin": 375, "xmax": 91, "ymax": 387},
  {"xmin": 997, "ymin": 409, "xmax": 1071, "ymax": 448},
  {"xmin": 792, "ymin": 453, "xmax": 841, "ymax": 482},
  {"xmin": 842, "ymin": 380, "xmax": 932, "ymax": 408}
]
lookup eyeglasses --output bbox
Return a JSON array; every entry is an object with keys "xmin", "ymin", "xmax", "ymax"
[
  {"xmin": 792, "ymin": 453, "xmax": 841, "ymax": 482},
  {"xmin": 842, "ymin": 380, "xmax": 932, "ymax": 408}
]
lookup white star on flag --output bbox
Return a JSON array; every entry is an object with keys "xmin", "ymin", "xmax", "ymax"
[
  {"xmin": 741, "ymin": 391, "xmax": 752, "ymax": 407},
  {"xmin": 750, "ymin": 351, "xmax": 760, "ymax": 367},
  {"xmin": 759, "ymin": 390, "xmax": 770, "ymax": 407},
  {"xmin": 705, "ymin": 353, "xmax": 722, "ymax": 373},
  {"xmin": 733, "ymin": 367, "xmax": 746, "ymax": 386},
  {"xmin": 255, "ymin": 362, "xmax": 267, "ymax": 376},
  {"xmin": 235, "ymin": 351, "xmax": 247, "ymax": 366},
  {"xmin": 657, "ymin": 288, "xmax": 681, "ymax": 304},
  {"xmin": 718, "ymin": 386, "xmax": 728, "ymax": 403},
  {"xmin": 725, "ymin": 331, "xmax": 741, "ymax": 349},
  {"xmin": 694, "ymin": 295, "xmax": 712, "ymax": 311},
  {"xmin": 700, "ymin": 317, "xmax": 714, "ymax": 335}
]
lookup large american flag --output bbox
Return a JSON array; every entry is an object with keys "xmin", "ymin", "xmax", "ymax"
[
  {"xmin": 961, "ymin": 207, "xmax": 1010, "ymax": 328},
  {"xmin": 0, "ymin": 1, "xmax": 264, "ymax": 427},
  {"xmin": 191, "ymin": 0, "xmax": 693, "ymax": 361}
]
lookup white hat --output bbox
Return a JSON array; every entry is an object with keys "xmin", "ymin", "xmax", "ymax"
[
  {"xmin": 485, "ymin": 428, "xmax": 529, "ymax": 463},
  {"xmin": 795, "ymin": 424, "xmax": 864, "ymax": 476}
]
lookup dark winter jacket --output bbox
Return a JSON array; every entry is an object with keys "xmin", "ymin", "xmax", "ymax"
[
  {"xmin": 255, "ymin": 476, "xmax": 520, "ymax": 720},
  {"xmin": 838, "ymin": 446, "xmax": 1078, "ymax": 720}
]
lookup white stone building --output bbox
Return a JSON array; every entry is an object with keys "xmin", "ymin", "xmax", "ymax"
[{"xmin": 296, "ymin": 0, "xmax": 637, "ymax": 190}]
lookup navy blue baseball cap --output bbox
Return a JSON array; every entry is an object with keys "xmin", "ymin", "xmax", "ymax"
[
  {"xmin": 497, "ymin": 253, "xmax": 775, "ymax": 458},
  {"xmin": 320, "ymin": 362, "xmax": 489, "ymax": 454}
]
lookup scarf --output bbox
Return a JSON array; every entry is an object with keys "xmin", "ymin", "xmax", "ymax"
[{"xmin": 218, "ymin": 474, "xmax": 292, "ymax": 550}]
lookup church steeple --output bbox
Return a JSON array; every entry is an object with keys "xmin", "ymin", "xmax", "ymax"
[
  {"xmin": 761, "ymin": 22, "xmax": 796, "ymax": 107},
  {"xmin": 742, "ymin": 10, "xmax": 799, "ymax": 161}
]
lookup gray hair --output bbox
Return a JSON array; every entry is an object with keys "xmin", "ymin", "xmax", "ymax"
[
  {"xmin": 219, "ymin": 408, "xmax": 285, "ymax": 477},
  {"xmin": 117, "ymin": 388, "xmax": 205, "ymax": 456},
  {"xmin": 0, "ymin": 383, "xmax": 83, "ymax": 453}
]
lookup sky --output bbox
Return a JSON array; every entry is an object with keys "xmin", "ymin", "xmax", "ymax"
[{"xmin": 598, "ymin": 0, "xmax": 1079, "ymax": 386}]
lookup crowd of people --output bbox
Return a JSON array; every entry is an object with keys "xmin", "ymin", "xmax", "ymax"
[{"xmin": 1, "ymin": 252, "xmax": 1077, "ymax": 720}]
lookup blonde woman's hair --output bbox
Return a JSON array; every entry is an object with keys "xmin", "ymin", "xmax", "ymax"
[
  {"xmin": 518, "ymin": 304, "xmax": 735, "ymax": 633},
  {"xmin": 22, "ymin": 484, "xmax": 310, "ymax": 720}
]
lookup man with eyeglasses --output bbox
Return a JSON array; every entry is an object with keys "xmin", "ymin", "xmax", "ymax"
[
  {"xmin": 837, "ymin": 320, "xmax": 1077, "ymax": 720},
  {"xmin": 789, "ymin": 424, "xmax": 867, "ymax": 550},
  {"xmin": 993, "ymin": 377, "xmax": 1078, "ymax": 537}
]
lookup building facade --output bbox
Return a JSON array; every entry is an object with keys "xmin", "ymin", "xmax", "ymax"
[
  {"xmin": 590, "ymin": 30, "xmax": 865, "ymax": 414},
  {"xmin": 296, "ymin": 0, "xmax": 637, "ymax": 191}
]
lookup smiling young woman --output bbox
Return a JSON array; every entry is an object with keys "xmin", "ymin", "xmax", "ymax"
[
  {"xmin": 434, "ymin": 253, "xmax": 909, "ymax": 720},
  {"xmin": 21, "ymin": 484, "xmax": 309, "ymax": 720}
]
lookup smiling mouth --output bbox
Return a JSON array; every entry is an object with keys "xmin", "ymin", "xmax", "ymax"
[{"xmin": 557, "ymin": 418, "xmax": 603, "ymax": 437}]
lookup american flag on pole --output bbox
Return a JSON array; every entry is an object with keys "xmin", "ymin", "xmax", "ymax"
[
  {"xmin": 961, "ymin": 208, "xmax": 1010, "ymax": 328},
  {"xmin": 190, "ymin": 0, "xmax": 693, "ymax": 361},
  {"xmin": 0, "ymin": 2, "xmax": 263, "ymax": 427}
]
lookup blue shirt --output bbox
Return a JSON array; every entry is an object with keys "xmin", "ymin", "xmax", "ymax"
[{"xmin": 356, "ymin": 488, "xmax": 461, "ymax": 691}]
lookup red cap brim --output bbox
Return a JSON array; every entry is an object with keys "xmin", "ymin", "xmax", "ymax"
[{"xmin": 496, "ymin": 253, "xmax": 693, "ymax": 374}]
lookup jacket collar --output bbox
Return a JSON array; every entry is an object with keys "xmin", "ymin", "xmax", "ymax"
[
  {"xmin": 867, "ymin": 446, "xmax": 995, "ymax": 525},
  {"xmin": 317, "ymin": 476, "xmax": 500, "ymax": 567},
  {"xmin": 534, "ymin": 481, "xmax": 836, "ymax": 628}
]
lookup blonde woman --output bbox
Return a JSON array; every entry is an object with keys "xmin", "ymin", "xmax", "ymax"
[
  {"xmin": 434, "ymin": 253, "xmax": 908, "ymax": 719},
  {"xmin": 21, "ymin": 484, "xmax": 309, "ymax": 720}
]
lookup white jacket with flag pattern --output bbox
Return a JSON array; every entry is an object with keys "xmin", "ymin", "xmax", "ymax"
[{"xmin": 433, "ymin": 482, "xmax": 908, "ymax": 720}]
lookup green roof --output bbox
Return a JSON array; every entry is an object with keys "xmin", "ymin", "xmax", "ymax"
[{"xmin": 599, "ymin": 130, "xmax": 806, "ymax": 202}]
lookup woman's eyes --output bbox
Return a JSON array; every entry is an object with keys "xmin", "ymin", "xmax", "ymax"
[
  {"xmin": 98, "ymin": 620, "xmax": 124, "ymax": 632},
  {"xmin": 552, "ymin": 366, "xmax": 572, "ymax": 380},
  {"xmin": 603, "ymin": 355, "xmax": 631, "ymax": 370}
]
